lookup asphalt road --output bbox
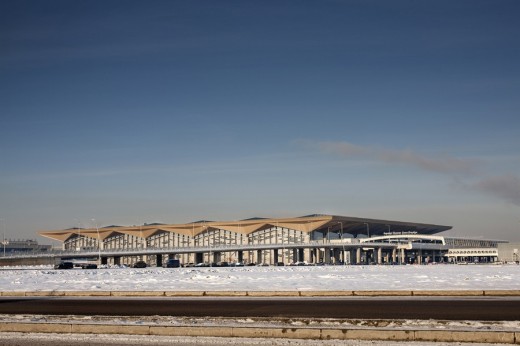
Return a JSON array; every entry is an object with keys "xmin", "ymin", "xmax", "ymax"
[{"xmin": 1, "ymin": 297, "xmax": 519, "ymax": 320}]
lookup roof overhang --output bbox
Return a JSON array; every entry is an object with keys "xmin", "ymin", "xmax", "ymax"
[{"xmin": 39, "ymin": 214, "xmax": 451, "ymax": 242}]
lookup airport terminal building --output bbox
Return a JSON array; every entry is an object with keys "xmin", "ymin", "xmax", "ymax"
[{"xmin": 39, "ymin": 214, "xmax": 505, "ymax": 267}]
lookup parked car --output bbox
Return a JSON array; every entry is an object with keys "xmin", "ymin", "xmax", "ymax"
[
  {"xmin": 54, "ymin": 261, "xmax": 74, "ymax": 269},
  {"xmin": 80, "ymin": 263, "xmax": 97, "ymax": 269},
  {"xmin": 133, "ymin": 261, "xmax": 147, "ymax": 268},
  {"xmin": 164, "ymin": 259, "xmax": 181, "ymax": 268}
]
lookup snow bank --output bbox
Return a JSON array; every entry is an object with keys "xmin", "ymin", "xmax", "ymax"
[{"xmin": 0, "ymin": 264, "xmax": 519, "ymax": 292}]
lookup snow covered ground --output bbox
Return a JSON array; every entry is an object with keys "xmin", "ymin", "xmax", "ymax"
[
  {"xmin": 0, "ymin": 264, "xmax": 519, "ymax": 292},
  {"xmin": 1, "ymin": 332, "xmax": 514, "ymax": 346}
]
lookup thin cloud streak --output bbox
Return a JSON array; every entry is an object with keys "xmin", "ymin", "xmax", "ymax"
[
  {"xmin": 307, "ymin": 140, "xmax": 477, "ymax": 176},
  {"xmin": 301, "ymin": 140, "xmax": 520, "ymax": 206},
  {"xmin": 473, "ymin": 175, "xmax": 520, "ymax": 206}
]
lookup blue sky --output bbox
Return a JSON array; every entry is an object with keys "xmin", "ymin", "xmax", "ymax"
[{"xmin": 1, "ymin": 0, "xmax": 519, "ymax": 243}]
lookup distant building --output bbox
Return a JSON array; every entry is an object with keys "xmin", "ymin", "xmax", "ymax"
[
  {"xmin": 497, "ymin": 242, "xmax": 520, "ymax": 263},
  {"xmin": 2, "ymin": 239, "xmax": 52, "ymax": 254},
  {"xmin": 38, "ymin": 214, "xmax": 506, "ymax": 267}
]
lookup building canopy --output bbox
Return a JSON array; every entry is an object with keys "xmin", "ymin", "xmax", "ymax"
[{"xmin": 39, "ymin": 214, "xmax": 452, "ymax": 242}]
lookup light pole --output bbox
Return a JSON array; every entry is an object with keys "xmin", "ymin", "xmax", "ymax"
[
  {"xmin": 1, "ymin": 218, "xmax": 7, "ymax": 257},
  {"xmin": 337, "ymin": 221, "xmax": 345, "ymax": 265},
  {"xmin": 206, "ymin": 223, "xmax": 212, "ymax": 267},
  {"xmin": 91, "ymin": 219, "xmax": 101, "ymax": 263},
  {"xmin": 191, "ymin": 222, "xmax": 195, "ymax": 264},
  {"xmin": 364, "ymin": 223, "xmax": 370, "ymax": 239},
  {"xmin": 75, "ymin": 218, "xmax": 82, "ymax": 252},
  {"xmin": 277, "ymin": 222, "xmax": 285, "ymax": 264}
]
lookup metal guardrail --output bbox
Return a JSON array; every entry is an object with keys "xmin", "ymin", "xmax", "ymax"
[{"xmin": 0, "ymin": 239, "xmax": 406, "ymax": 260}]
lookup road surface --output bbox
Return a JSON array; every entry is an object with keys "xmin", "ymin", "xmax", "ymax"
[{"xmin": 1, "ymin": 296, "xmax": 519, "ymax": 320}]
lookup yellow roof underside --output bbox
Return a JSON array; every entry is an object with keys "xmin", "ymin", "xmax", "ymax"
[{"xmin": 39, "ymin": 215, "xmax": 333, "ymax": 241}]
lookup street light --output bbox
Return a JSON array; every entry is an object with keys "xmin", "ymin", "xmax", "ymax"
[
  {"xmin": 91, "ymin": 219, "xmax": 101, "ymax": 263},
  {"xmin": 75, "ymin": 218, "xmax": 82, "ymax": 252},
  {"xmin": 1, "ymin": 218, "xmax": 7, "ymax": 257},
  {"xmin": 337, "ymin": 221, "xmax": 345, "ymax": 265},
  {"xmin": 191, "ymin": 222, "xmax": 195, "ymax": 264},
  {"xmin": 202, "ymin": 223, "xmax": 212, "ymax": 267},
  {"xmin": 277, "ymin": 221, "xmax": 285, "ymax": 264}
]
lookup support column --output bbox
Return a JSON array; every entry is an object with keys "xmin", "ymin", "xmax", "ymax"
[
  {"xmin": 303, "ymin": 248, "xmax": 311, "ymax": 263},
  {"xmin": 257, "ymin": 250, "xmax": 262, "ymax": 264},
  {"xmin": 333, "ymin": 249, "xmax": 341, "ymax": 263},
  {"xmin": 356, "ymin": 248, "xmax": 361, "ymax": 264},
  {"xmin": 377, "ymin": 248, "xmax": 382, "ymax": 264},
  {"xmin": 324, "ymin": 248, "xmax": 331, "ymax": 264},
  {"xmin": 349, "ymin": 250, "xmax": 356, "ymax": 265},
  {"xmin": 400, "ymin": 248, "xmax": 405, "ymax": 264},
  {"xmin": 392, "ymin": 249, "xmax": 397, "ymax": 264}
]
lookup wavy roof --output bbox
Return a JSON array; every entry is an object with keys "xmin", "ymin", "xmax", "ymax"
[{"xmin": 39, "ymin": 214, "xmax": 452, "ymax": 242}]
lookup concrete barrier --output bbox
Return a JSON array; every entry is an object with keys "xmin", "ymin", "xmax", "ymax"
[
  {"xmin": 345, "ymin": 329, "xmax": 414, "ymax": 341},
  {"xmin": 150, "ymin": 326, "xmax": 234, "ymax": 337},
  {"xmin": 24, "ymin": 291, "xmax": 66, "ymax": 297},
  {"xmin": 413, "ymin": 290, "xmax": 484, "ymax": 296},
  {"xmin": 0, "ymin": 291, "xmax": 26, "ymax": 296},
  {"xmin": 353, "ymin": 291, "xmax": 412, "ymax": 296},
  {"xmin": 299, "ymin": 290, "xmax": 353, "ymax": 297},
  {"xmin": 64, "ymin": 291, "xmax": 111, "ymax": 296},
  {"xmin": 0, "ymin": 322, "xmax": 518, "ymax": 343},
  {"xmin": 164, "ymin": 291, "xmax": 205, "ymax": 296},
  {"xmin": 4, "ymin": 290, "xmax": 520, "ymax": 297},
  {"xmin": 485, "ymin": 290, "xmax": 520, "ymax": 296},
  {"xmin": 231, "ymin": 327, "xmax": 321, "ymax": 339},
  {"xmin": 320, "ymin": 329, "xmax": 347, "ymax": 340},
  {"xmin": 415, "ymin": 330, "xmax": 515, "ymax": 344},
  {"xmin": 0, "ymin": 323, "xmax": 71, "ymax": 333},
  {"xmin": 110, "ymin": 291, "xmax": 165, "ymax": 297},
  {"xmin": 72, "ymin": 324, "xmax": 150, "ymax": 335},
  {"xmin": 247, "ymin": 291, "xmax": 300, "ymax": 297},
  {"xmin": 204, "ymin": 291, "xmax": 248, "ymax": 297}
]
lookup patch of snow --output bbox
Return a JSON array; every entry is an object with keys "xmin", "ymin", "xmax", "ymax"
[{"xmin": 0, "ymin": 264, "xmax": 519, "ymax": 292}]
